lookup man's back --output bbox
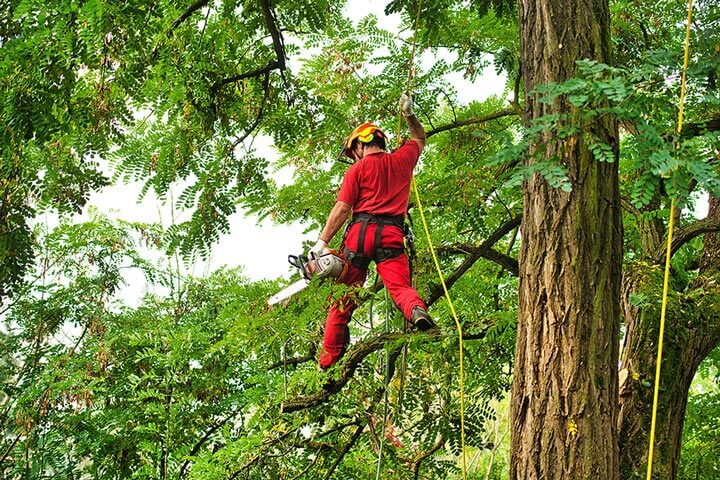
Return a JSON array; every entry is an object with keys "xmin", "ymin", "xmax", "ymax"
[{"xmin": 338, "ymin": 140, "xmax": 421, "ymax": 216}]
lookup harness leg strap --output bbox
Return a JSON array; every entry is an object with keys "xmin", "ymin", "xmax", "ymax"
[{"xmin": 373, "ymin": 217, "xmax": 404, "ymax": 263}]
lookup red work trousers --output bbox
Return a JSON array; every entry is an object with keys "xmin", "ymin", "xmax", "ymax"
[{"xmin": 318, "ymin": 221, "xmax": 426, "ymax": 369}]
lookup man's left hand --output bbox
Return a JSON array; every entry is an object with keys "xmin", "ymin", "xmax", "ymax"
[
  {"xmin": 399, "ymin": 93, "xmax": 414, "ymax": 117},
  {"xmin": 309, "ymin": 238, "xmax": 329, "ymax": 259}
]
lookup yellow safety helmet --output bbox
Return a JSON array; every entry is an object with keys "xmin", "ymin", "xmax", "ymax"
[{"xmin": 343, "ymin": 122, "xmax": 386, "ymax": 158}]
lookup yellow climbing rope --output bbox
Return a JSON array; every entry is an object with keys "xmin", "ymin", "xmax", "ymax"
[
  {"xmin": 396, "ymin": 1, "xmax": 468, "ymax": 479},
  {"xmin": 646, "ymin": 0, "xmax": 693, "ymax": 478}
]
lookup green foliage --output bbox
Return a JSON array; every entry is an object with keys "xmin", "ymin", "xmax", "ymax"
[
  {"xmin": 1, "ymin": 0, "xmax": 719, "ymax": 478},
  {"xmin": 679, "ymin": 347, "xmax": 720, "ymax": 480},
  {"xmin": 490, "ymin": 57, "xmax": 720, "ymax": 206},
  {"xmin": 1, "ymin": 0, "xmax": 341, "ymax": 298},
  {"xmin": 0, "ymin": 210, "xmax": 519, "ymax": 478}
]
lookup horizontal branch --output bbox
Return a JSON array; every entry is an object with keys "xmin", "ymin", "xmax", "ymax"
[
  {"xmin": 652, "ymin": 216, "xmax": 720, "ymax": 265},
  {"xmin": 681, "ymin": 115, "xmax": 720, "ymax": 139},
  {"xmin": 426, "ymin": 109, "xmax": 518, "ymax": 138},
  {"xmin": 268, "ymin": 354, "xmax": 315, "ymax": 371},
  {"xmin": 210, "ymin": 60, "xmax": 281, "ymax": 94}
]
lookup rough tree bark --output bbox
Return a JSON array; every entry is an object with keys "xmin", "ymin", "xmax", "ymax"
[
  {"xmin": 619, "ymin": 194, "xmax": 720, "ymax": 479},
  {"xmin": 510, "ymin": 1, "xmax": 622, "ymax": 478}
]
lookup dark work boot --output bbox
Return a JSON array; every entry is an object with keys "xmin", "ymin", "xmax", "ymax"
[{"xmin": 410, "ymin": 306, "xmax": 437, "ymax": 331}]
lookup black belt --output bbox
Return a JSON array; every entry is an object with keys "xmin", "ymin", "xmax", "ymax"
[{"xmin": 344, "ymin": 213, "xmax": 405, "ymax": 268}]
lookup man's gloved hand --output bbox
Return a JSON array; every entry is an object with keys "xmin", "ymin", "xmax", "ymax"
[
  {"xmin": 399, "ymin": 93, "xmax": 414, "ymax": 117},
  {"xmin": 309, "ymin": 238, "xmax": 329, "ymax": 259}
]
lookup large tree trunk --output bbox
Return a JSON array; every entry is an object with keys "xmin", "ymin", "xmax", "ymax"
[
  {"xmin": 510, "ymin": 1, "xmax": 622, "ymax": 478},
  {"xmin": 619, "ymin": 195, "xmax": 720, "ymax": 479}
]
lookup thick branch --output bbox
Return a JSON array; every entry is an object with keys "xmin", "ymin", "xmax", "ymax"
[
  {"xmin": 426, "ymin": 109, "xmax": 518, "ymax": 138},
  {"xmin": 680, "ymin": 115, "xmax": 720, "ymax": 139},
  {"xmin": 171, "ymin": 0, "xmax": 210, "ymax": 30},
  {"xmin": 279, "ymin": 326, "xmax": 489, "ymax": 414},
  {"xmin": 279, "ymin": 332, "xmax": 422, "ymax": 413},
  {"xmin": 652, "ymin": 216, "xmax": 720, "ymax": 265},
  {"xmin": 426, "ymin": 216, "xmax": 521, "ymax": 307}
]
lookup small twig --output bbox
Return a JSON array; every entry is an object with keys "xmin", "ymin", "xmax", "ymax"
[
  {"xmin": 290, "ymin": 449, "xmax": 325, "ymax": 480},
  {"xmin": 227, "ymin": 426, "xmax": 298, "ymax": 479},
  {"xmin": 0, "ymin": 434, "xmax": 21, "ymax": 466},
  {"xmin": 316, "ymin": 420, "xmax": 362, "ymax": 439},
  {"xmin": 268, "ymin": 353, "xmax": 315, "ymax": 371},
  {"xmin": 229, "ymin": 72, "xmax": 271, "ymax": 150},
  {"xmin": 171, "ymin": 0, "xmax": 210, "ymax": 30},
  {"xmin": 178, "ymin": 411, "xmax": 239, "ymax": 479},
  {"xmin": 412, "ymin": 437, "xmax": 445, "ymax": 480},
  {"xmin": 434, "ymin": 86, "xmax": 458, "ymax": 124},
  {"xmin": 322, "ymin": 423, "xmax": 365, "ymax": 480}
]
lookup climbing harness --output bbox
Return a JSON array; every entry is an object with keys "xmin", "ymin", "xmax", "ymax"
[
  {"xmin": 342, "ymin": 213, "xmax": 406, "ymax": 268},
  {"xmin": 646, "ymin": 0, "xmax": 694, "ymax": 478}
]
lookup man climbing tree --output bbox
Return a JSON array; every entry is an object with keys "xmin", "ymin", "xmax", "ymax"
[
  {"xmin": 310, "ymin": 93, "xmax": 436, "ymax": 370},
  {"xmin": 510, "ymin": 0, "xmax": 622, "ymax": 478}
]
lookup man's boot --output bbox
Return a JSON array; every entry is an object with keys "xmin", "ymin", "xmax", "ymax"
[{"xmin": 410, "ymin": 306, "xmax": 437, "ymax": 331}]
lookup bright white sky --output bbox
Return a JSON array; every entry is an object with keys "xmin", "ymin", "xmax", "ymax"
[{"xmin": 79, "ymin": 1, "xmax": 507, "ymax": 306}]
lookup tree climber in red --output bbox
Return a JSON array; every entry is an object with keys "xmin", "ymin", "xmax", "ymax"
[{"xmin": 309, "ymin": 93, "xmax": 437, "ymax": 370}]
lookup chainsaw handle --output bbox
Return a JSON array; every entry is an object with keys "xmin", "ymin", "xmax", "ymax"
[{"xmin": 288, "ymin": 254, "xmax": 312, "ymax": 280}]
